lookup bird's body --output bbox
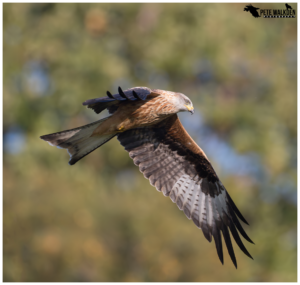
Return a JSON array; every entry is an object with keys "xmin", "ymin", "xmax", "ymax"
[
  {"xmin": 91, "ymin": 91, "xmax": 176, "ymax": 136},
  {"xmin": 41, "ymin": 86, "xmax": 253, "ymax": 268}
]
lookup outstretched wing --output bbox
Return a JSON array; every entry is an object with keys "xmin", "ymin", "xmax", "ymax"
[
  {"xmin": 82, "ymin": 87, "xmax": 154, "ymax": 114},
  {"xmin": 117, "ymin": 114, "xmax": 253, "ymax": 268}
]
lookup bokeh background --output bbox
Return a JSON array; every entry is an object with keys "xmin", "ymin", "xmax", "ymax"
[{"xmin": 3, "ymin": 3, "xmax": 297, "ymax": 282}]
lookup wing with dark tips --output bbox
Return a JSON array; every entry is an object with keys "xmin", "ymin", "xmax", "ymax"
[
  {"xmin": 82, "ymin": 86, "xmax": 153, "ymax": 114},
  {"xmin": 117, "ymin": 114, "xmax": 253, "ymax": 268}
]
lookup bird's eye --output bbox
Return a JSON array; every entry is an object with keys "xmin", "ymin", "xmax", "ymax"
[{"xmin": 185, "ymin": 99, "xmax": 190, "ymax": 104}]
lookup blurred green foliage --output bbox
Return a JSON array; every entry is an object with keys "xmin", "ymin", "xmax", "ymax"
[{"xmin": 3, "ymin": 3, "xmax": 297, "ymax": 282}]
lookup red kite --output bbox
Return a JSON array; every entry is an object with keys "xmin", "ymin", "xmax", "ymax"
[{"xmin": 41, "ymin": 87, "xmax": 253, "ymax": 267}]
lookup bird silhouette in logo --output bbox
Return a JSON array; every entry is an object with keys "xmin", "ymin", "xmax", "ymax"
[
  {"xmin": 244, "ymin": 4, "xmax": 261, "ymax": 18},
  {"xmin": 285, "ymin": 3, "xmax": 293, "ymax": 10}
]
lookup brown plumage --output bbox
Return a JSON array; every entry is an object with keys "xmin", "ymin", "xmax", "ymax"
[{"xmin": 40, "ymin": 86, "xmax": 253, "ymax": 268}]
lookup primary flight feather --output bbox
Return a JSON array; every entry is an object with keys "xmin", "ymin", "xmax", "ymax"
[{"xmin": 40, "ymin": 86, "xmax": 253, "ymax": 267}]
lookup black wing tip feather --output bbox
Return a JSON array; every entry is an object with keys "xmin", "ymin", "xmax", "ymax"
[
  {"xmin": 214, "ymin": 218, "xmax": 253, "ymax": 267},
  {"xmin": 247, "ymin": 237, "xmax": 255, "ymax": 245},
  {"xmin": 221, "ymin": 223, "xmax": 237, "ymax": 268},
  {"xmin": 118, "ymin": 126, "xmax": 254, "ymax": 268},
  {"xmin": 212, "ymin": 228, "xmax": 224, "ymax": 265},
  {"xmin": 228, "ymin": 202, "xmax": 255, "ymax": 245},
  {"xmin": 227, "ymin": 218, "xmax": 254, "ymax": 260},
  {"xmin": 226, "ymin": 192, "xmax": 249, "ymax": 225},
  {"xmin": 83, "ymin": 86, "xmax": 152, "ymax": 112},
  {"xmin": 132, "ymin": 90, "xmax": 139, "ymax": 99},
  {"xmin": 106, "ymin": 90, "xmax": 114, "ymax": 99},
  {"xmin": 118, "ymin": 86, "xmax": 131, "ymax": 100}
]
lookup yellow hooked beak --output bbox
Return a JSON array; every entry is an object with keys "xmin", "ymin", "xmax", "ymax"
[{"xmin": 185, "ymin": 105, "xmax": 194, "ymax": 114}]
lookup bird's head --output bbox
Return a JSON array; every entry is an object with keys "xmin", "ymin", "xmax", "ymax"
[{"xmin": 176, "ymin": 93, "xmax": 194, "ymax": 114}]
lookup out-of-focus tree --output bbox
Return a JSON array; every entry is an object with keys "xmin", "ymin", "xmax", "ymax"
[{"xmin": 3, "ymin": 3, "xmax": 296, "ymax": 281}]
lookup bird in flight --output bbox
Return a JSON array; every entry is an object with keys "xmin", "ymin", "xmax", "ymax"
[{"xmin": 41, "ymin": 86, "xmax": 253, "ymax": 267}]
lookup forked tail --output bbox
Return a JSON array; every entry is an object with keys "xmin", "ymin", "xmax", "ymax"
[{"xmin": 40, "ymin": 117, "xmax": 116, "ymax": 165}]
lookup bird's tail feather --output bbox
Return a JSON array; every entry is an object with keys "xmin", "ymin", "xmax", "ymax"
[{"xmin": 40, "ymin": 117, "xmax": 116, "ymax": 165}]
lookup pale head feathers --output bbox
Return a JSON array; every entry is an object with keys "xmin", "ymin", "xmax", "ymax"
[{"xmin": 167, "ymin": 92, "xmax": 194, "ymax": 114}]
